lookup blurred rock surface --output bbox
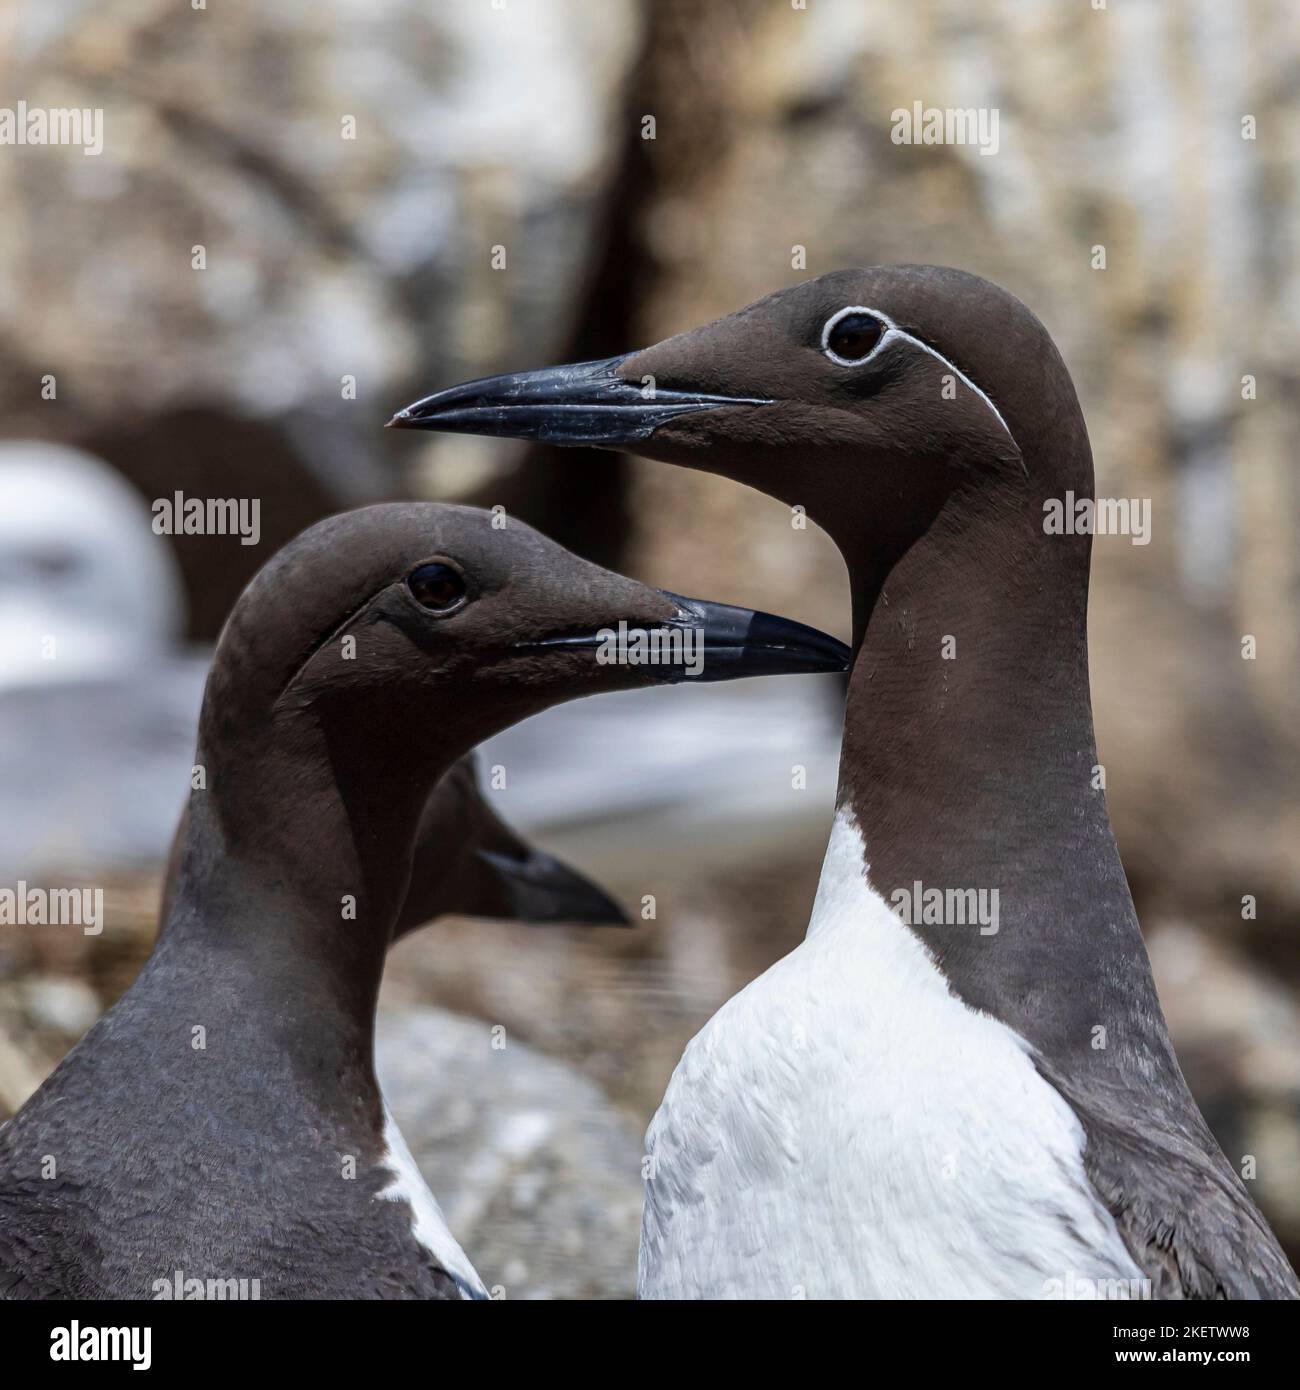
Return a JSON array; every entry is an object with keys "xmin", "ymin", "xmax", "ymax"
[{"xmin": 376, "ymin": 1007, "xmax": 643, "ymax": 1300}]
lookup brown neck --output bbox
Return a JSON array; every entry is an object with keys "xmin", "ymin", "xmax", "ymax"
[
  {"xmin": 824, "ymin": 460, "xmax": 1179, "ymax": 1083},
  {"xmin": 837, "ymin": 471, "xmax": 1098, "ymax": 866},
  {"xmin": 161, "ymin": 695, "xmax": 449, "ymax": 1046}
]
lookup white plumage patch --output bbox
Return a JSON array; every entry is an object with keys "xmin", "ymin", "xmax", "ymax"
[
  {"xmin": 378, "ymin": 1103, "xmax": 487, "ymax": 1299},
  {"xmin": 639, "ymin": 810, "xmax": 1145, "ymax": 1299}
]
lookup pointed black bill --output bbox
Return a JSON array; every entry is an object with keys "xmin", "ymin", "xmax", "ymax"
[
  {"xmin": 477, "ymin": 848, "xmax": 629, "ymax": 927},
  {"xmin": 518, "ymin": 592, "xmax": 850, "ymax": 684},
  {"xmin": 667, "ymin": 594, "xmax": 850, "ymax": 680},
  {"xmin": 387, "ymin": 355, "xmax": 771, "ymax": 447}
]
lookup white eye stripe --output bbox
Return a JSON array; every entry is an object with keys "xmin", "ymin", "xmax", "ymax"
[{"xmin": 820, "ymin": 304, "xmax": 1016, "ymax": 448}]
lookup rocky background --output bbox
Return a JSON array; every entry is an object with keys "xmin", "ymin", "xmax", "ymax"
[{"xmin": 0, "ymin": 0, "xmax": 1297, "ymax": 1296}]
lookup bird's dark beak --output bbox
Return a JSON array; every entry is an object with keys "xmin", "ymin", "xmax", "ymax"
[
  {"xmin": 518, "ymin": 592, "xmax": 849, "ymax": 683},
  {"xmin": 387, "ymin": 355, "xmax": 771, "ymax": 447},
  {"xmin": 476, "ymin": 848, "xmax": 630, "ymax": 927}
]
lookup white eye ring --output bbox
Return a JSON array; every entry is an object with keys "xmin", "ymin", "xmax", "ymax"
[
  {"xmin": 821, "ymin": 305, "xmax": 896, "ymax": 367},
  {"xmin": 821, "ymin": 303, "xmax": 1018, "ymax": 452}
]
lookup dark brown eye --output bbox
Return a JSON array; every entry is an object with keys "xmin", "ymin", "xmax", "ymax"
[
  {"xmin": 407, "ymin": 561, "xmax": 467, "ymax": 612},
  {"xmin": 824, "ymin": 311, "xmax": 885, "ymax": 364}
]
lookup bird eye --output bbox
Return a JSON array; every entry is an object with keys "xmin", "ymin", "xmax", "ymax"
[
  {"xmin": 823, "ymin": 309, "xmax": 886, "ymax": 365},
  {"xmin": 407, "ymin": 561, "xmax": 468, "ymax": 613}
]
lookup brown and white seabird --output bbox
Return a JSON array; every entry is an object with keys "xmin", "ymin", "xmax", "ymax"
[
  {"xmin": 392, "ymin": 266, "xmax": 1299, "ymax": 1300},
  {"xmin": 0, "ymin": 501, "xmax": 848, "ymax": 1300}
]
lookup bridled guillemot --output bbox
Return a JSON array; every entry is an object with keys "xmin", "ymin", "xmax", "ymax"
[
  {"xmin": 0, "ymin": 501, "xmax": 848, "ymax": 1299},
  {"xmin": 392, "ymin": 267, "xmax": 1299, "ymax": 1299}
]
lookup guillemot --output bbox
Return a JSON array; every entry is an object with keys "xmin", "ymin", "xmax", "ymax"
[
  {"xmin": 392, "ymin": 267, "xmax": 1299, "ymax": 1299},
  {"xmin": 0, "ymin": 502, "xmax": 848, "ymax": 1299},
  {"xmin": 0, "ymin": 444, "xmax": 609, "ymax": 918}
]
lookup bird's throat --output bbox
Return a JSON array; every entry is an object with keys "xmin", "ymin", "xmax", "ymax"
[{"xmin": 828, "ymin": 476, "xmax": 1164, "ymax": 1070}]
